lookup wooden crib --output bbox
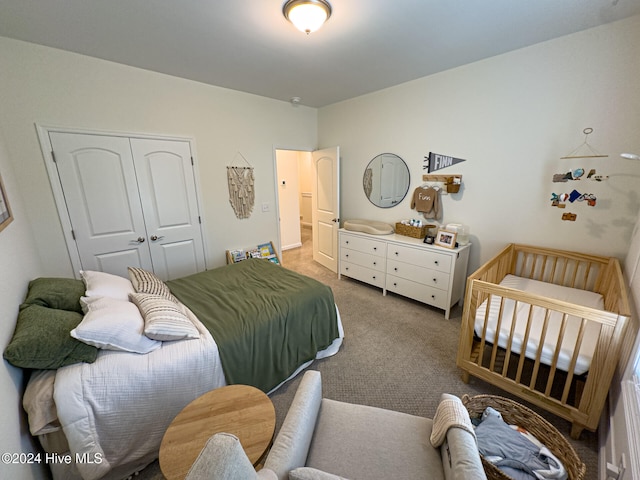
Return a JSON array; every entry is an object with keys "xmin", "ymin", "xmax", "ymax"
[{"xmin": 457, "ymin": 244, "xmax": 630, "ymax": 439}]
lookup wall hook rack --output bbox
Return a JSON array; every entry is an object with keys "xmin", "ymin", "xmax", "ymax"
[{"xmin": 422, "ymin": 174, "xmax": 462, "ymax": 193}]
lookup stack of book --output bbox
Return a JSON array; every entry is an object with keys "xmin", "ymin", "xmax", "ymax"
[{"xmin": 228, "ymin": 242, "xmax": 280, "ymax": 265}]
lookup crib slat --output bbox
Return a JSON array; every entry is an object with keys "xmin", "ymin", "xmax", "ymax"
[
  {"xmin": 545, "ymin": 313, "xmax": 569, "ymax": 397},
  {"xmin": 515, "ymin": 305, "xmax": 535, "ymax": 383},
  {"xmin": 530, "ymin": 309, "xmax": 552, "ymax": 390},
  {"xmin": 560, "ymin": 258, "xmax": 569, "ymax": 286},
  {"xmin": 561, "ymin": 318, "xmax": 588, "ymax": 404},
  {"xmin": 549, "ymin": 256, "xmax": 558, "ymax": 284},
  {"xmin": 529, "ymin": 254, "xmax": 538, "ymax": 279},
  {"xmin": 477, "ymin": 294, "xmax": 493, "ymax": 369},
  {"xmin": 502, "ymin": 300, "xmax": 520, "ymax": 377},
  {"xmin": 570, "ymin": 259, "xmax": 580, "ymax": 288},
  {"xmin": 489, "ymin": 297, "xmax": 507, "ymax": 372},
  {"xmin": 582, "ymin": 263, "xmax": 592, "ymax": 290},
  {"xmin": 539, "ymin": 255, "xmax": 548, "ymax": 283}
]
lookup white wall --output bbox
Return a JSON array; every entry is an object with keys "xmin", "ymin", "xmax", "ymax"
[
  {"xmin": 0, "ymin": 131, "xmax": 48, "ymax": 479},
  {"xmin": 276, "ymin": 149, "xmax": 302, "ymax": 250},
  {"xmin": 0, "ymin": 36, "xmax": 318, "ymax": 277},
  {"xmin": 319, "ymin": 15, "xmax": 640, "ymax": 272},
  {"xmin": 299, "ymin": 153, "xmax": 313, "ymax": 226}
]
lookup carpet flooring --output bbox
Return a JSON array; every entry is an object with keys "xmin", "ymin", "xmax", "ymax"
[{"xmin": 137, "ymin": 228, "xmax": 598, "ymax": 479}]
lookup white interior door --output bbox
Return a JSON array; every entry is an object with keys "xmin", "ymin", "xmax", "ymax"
[
  {"xmin": 311, "ymin": 146, "xmax": 340, "ymax": 272},
  {"xmin": 130, "ymin": 138, "xmax": 206, "ymax": 280},
  {"xmin": 49, "ymin": 132, "xmax": 206, "ymax": 280},
  {"xmin": 49, "ymin": 132, "xmax": 153, "ymax": 277},
  {"xmin": 379, "ymin": 154, "xmax": 410, "ymax": 207}
]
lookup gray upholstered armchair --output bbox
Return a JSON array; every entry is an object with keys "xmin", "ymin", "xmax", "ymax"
[{"xmin": 186, "ymin": 370, "xmax": 487, "ymax": 480}]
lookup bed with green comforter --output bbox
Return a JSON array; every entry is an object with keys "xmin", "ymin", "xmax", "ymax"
[{"xmin": 167, "ymin": 259, "xmax": 340, "ymax": 392}]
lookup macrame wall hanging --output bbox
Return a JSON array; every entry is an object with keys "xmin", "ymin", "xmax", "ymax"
[{"xmin": 227, "ymin": 152, "xmax": 255, "ymax": 219}]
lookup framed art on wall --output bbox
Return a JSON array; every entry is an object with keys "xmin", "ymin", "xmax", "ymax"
[
  {"xmin": 0, "ymin": 173, "xmax": 13, "ymax": 233},
  {"xmin": 435, "ymin": 229, "xmax": 456, "ymax": 249}
]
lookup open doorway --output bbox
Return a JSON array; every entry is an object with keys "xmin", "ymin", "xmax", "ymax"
[{"xmin": 275, "ymin": 149, "xmax": 313, "ymax": 263}]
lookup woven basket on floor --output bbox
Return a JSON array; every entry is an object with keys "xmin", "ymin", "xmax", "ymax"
[{"xmin": 462, "ymin": 394, "xmax": 586, "ymax": 480}]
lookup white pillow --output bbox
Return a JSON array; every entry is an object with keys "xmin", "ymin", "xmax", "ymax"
[
  {"xmin": 80, "ymin": 270, "xmax": 135, "ymax": 301},
  {"xmin": 71, "ymin": 296, "xmax": 161, "ymax": 354},
  {"xmin": 127, "ymin": 267, "xmax": 178, "ymax": 302},
  {"xmin": 130, "ymin": 293, "xmax": 200, "ymax": 341}
]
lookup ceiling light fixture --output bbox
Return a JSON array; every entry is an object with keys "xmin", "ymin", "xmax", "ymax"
[{"xmin": 283, "ymin": 0, "xmax": 332, "ymax": 34}]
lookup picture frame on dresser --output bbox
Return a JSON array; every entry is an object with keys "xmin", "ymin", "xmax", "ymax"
[{"xmin": 435, "ymin": 229, "xmax": 456, "ymax": 249}]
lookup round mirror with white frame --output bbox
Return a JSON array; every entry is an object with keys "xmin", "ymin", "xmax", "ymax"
[{"xmin": 363, "ymin": 153, "xmax": 410, "ymax": 208}]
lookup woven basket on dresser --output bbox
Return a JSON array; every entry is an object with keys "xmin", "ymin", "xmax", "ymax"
[
  {"xmin": 462, "ymin": 394, "xmax": 586, "ymax": 480},
  {"xmin": 394, "ymin": 222, "xmax": 435, "ymax": 238}
]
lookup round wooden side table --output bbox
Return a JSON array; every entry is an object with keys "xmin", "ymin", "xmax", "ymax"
[{"xmin": 159, "ymin": 384, "xmax": 276, "ymax": 480}]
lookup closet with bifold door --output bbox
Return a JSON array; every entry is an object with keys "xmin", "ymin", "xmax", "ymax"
[{"xmin": 46, "ymin": 131, "xmax": 206, "ymax": 280}]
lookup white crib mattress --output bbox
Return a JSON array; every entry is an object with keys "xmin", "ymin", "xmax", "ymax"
[{"xmin": 474, "ymin": 274, "xmax": 605, "ymax": 375}]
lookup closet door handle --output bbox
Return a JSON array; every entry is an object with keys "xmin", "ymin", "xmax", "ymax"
[
  {"xmin": 150, "ymin": 235, "xmax": 165, "ymax": 241},
  {"xmin": 133, "ymin": 237, "xmax": 145, "ymax": 243}
]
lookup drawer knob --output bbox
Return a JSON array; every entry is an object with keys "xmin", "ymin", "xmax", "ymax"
[
  {"xmin": 345, "ymin": 267, "xmax": 349, "ymax": 271},
  {"xmin": 372, "ymin": 276, "xmax": 376, "ymax": 279},
  {"xmin": 373, "ymin": 247, "xmax": 377, "ymax": 251},
  {"xmin": 434, "ymin": 261, "xmax": 439, "ymax": 265},
  {"xmin": 373, "ymin": 261, "xmax": 377, "ymax": 265},
  {"xmin": 431, "ymin": 295, "xmax": 436, "ymax": 299},
  {"xmin": 345, "ymin": 254, "xmax": 349, "ymax": 257},
  {"xmin": 393, "ymin": 282, "xmax": 397, "ymax": 287},
  {"xmin": 395, "ymin": 251, "xmax": 399, "ymax": 256},
  {"xmin": 394, "ymin": 267, "xmax": 398, "ymax": 271},
  {"xmin": 433, "ymin": 278, "xmax": 437, "ymax": 283}
]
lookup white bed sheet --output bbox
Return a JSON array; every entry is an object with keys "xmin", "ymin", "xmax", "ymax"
[
  {"xmin": 34, "ymin": 305, "xmax": 343, "ymax": 480},
  {"xmin": 53, "ymin": 308, "xmax": 223, "ymax": 480},
  {"xmin": 474, "ymin": 275, "xmax": 604, "ymax": 375}
]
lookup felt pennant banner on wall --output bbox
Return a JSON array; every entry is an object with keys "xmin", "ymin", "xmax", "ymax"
[{"xmin": 424, "ymin": 152, "xmax": 466, "ymax": 173}]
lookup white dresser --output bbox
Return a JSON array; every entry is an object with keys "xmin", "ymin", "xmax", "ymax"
[{"xmin": 338, "ymin": 229, "xmax": 470, "ymax": 319}]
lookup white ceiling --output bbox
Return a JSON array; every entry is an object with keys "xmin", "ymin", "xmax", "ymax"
[{"xmin": 0, "ymin": 0, "xmax": 638, "ymax": 107}]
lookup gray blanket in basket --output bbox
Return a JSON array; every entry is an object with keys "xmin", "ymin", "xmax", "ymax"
[{"xmin": 474, "ymin": 407, "xmax": 567, "ymax": 480}]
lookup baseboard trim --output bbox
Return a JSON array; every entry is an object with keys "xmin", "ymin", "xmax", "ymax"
[{"xmin": 282, "ymin": 242, "xmax": 303, "ymax": 251}]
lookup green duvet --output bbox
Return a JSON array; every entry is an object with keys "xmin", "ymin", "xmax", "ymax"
[{"xmin": 167, "ymin": 260, "xmax": 339, "ymax": 392}]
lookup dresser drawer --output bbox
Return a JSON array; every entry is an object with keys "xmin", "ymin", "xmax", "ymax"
[
  {"xmin": 341, "ymin": 261, "xmax": 385, "ymax": 288},
  {"xmin": 340, "ymin": 234, "xmax": 386, "ymax": 257},
  {"xmin": 387, "ymin": 259, "xmax": 449, "ymax": 290},
  {"xmin": 387, "ymin": 244, "xmax": 451, "ymax": 273},
  {"xmin": 386, "ymin": 274, "xmax": 448, "ymax": 309},
  {"xmin": 341, "ymin": 248, "xmax": 386, "ymax": 272}
]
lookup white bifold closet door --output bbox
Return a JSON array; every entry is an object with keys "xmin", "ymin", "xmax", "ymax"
[{"xmin": 49, "ymin": 132, "xmax": 206, "ymax": 280}]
